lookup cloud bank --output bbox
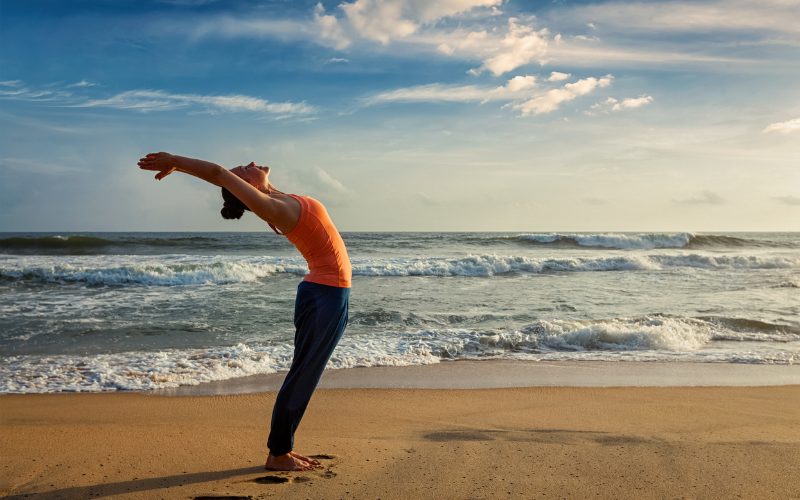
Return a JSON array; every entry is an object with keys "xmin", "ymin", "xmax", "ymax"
[{"xmin": 763, "ymin": 118, "xmax": 800, "ymax": 134}]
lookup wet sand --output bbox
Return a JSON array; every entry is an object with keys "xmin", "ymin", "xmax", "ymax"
[
  {"xmin": 2, "ymin": 374, "xmax": 799, "ymax": 499},
  {"xmin": 150, "ymin": 360, "xmax": 800, "ymax": 395}
]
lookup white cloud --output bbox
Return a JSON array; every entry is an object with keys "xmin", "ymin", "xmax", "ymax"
[
  {"xmin": 556, "ymin": 0, "xmax": 799, "ymax": 34},
  {"xmin": 504, "ymin": 75, "xmax": 537, "ymax": 92},
  {"xmin": 413, "ymin": 0, "xmax": 502, "ymax": 23},
  {"xmin": 340, "ymin": 0, "xmax": 502, "ymax": 44},
  {"xmin": 364, "ymin": 83, "xmax": 489, "ymax": 104},
  {"xmin": 584, "ymin": 95, "xmax": 651, "ymax": 115},
  {"xmin": 469, "ymin": 18, "xmax": 549, "ymax": 75},
  {"xmin": 584, "ymin": 96, "xmax": 617, "ymax": 115},
  {"xmin": 364, "ymin": 73, "xmax": 619, "ymax": 118},
  {"xmin": 182, "ymin": 0, "xmax": 792, "ymax": 79},
  {"xmin": 763, "ymin": 118, "xmax": 800, "ymax": 134},
  {"xmin": 436, "ymin": 29, "xmax": 488, "ymax": 56},
  {"xmin": 513, "ymin": 75, "xmax": 612, "ymax": 116},
  {"xmin": 314, "ymin": 3, "xmax": 352, "ymax": 49},
  {"xmin": 363, "ymin": 74, "xmax": 538, "ymax": 105},
  {"xmin": 546, "ymin": 39, "xmax": 765, "ymax": 69},
  {"xmin": 188, "ymin": 1, "xmax": 546, "ymax": 75},
  {"xmin": 612, "ymin": 95, "xmax": 653, "ymax": 111},
  {"xmin": 0, "ymin": 81, "xmax": 72, "ymax": 100},
  {"xmin": 325, "ymin": 57, "xmax": 350, "ymax": 63},
  {"xmin": 547, "ymin": 71, "xmax": 571, "ymax": 81},
  {"xmin": 75, "ymin": 90, "xmax": 316, "ymax": 117},
  {"xmin": 676, "ymin": 190, "xmax": 727, "ymax": 205},
  {"xmin": 542, "ymin": 0, "xmax": 798, "ymax": 69},
  {"xmin": 598, "ymin": 97, "xmax": 617, "ymax": 106},
  {"xmin": 66, "ymin": 80, "xmax": 97, "ymax": 88},
  {"xmin": 0, "ymin": 87, "xmax": 29, "ymax": 97},
  {"xmin": 291, "ymin": 167, "xmax": 353, "ymax": 206},
  {"xmin": 317, "ymin": 167, "xmax": 351, "ymax": 194},
  {"xmin": 340, "ymin": 1, "xmax": 419, "ymax": 43}
]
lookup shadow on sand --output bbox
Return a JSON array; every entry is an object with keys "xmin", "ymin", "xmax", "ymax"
[{"xmin": 4, "ymin": 465, "xmax": 266, "ymax": 500}]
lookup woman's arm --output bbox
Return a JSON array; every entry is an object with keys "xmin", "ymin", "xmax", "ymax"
[
  {"xmin": 138, "ymin": 153, "xmax": 225, "ymax": 185},
  {"xmin": 138, "ymin": 152, "xmax": 300, "ymax": 232}
]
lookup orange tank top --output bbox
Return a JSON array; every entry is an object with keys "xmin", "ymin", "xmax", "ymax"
[{"xmin": 269, "ymin": 194, "xmax": 351, "ymax": 288}]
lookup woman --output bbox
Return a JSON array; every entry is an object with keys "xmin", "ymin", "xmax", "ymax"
[{"xmin": 138, "ymin": 152, "xmax": 351, "ymax": 472}]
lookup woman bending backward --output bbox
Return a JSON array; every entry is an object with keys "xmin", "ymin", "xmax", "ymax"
[{"xmin": 138, "ymin": 153, "xmax": 351, "ymax": 472}]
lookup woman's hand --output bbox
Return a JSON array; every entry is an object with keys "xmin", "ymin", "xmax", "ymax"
[{"xmin": 138, "ymin": 152, "xmax": 178, "ymax": 181}]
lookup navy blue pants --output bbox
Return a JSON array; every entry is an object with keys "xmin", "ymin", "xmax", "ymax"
[{"xmin": 267, "ymin": 281, "xmax": 350, "ymax": 456}]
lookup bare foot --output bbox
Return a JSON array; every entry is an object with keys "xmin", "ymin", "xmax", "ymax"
[
  {"xmin": 289, "ymin": 451, "xmax": 321, "ymax": 466},
  {"xmin": 265, "ymin": 453, "xmax": 317, "ymax": 471}
]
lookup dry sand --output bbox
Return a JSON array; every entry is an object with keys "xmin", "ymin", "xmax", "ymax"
[{"xmin": 2, "ymin": 383, "xmax": 799, "ymax": 499}]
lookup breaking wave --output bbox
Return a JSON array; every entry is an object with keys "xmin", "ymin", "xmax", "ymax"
[
  {"xmin": 1, "ymin": 315, "xmax": 796, "ymax": 393},
  {"xmin": 0, "ymin": 256, "xmax": 309, "ymax": 286},
  {"xmin": 511, "ymin": 233, "xmax": 791, "ymax": 249},
  {"xmin": 3, "ymin": 253, "xmax": 798, "ymax": 286}
]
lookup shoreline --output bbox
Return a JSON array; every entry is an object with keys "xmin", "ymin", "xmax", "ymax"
[{"xmin": 146, "ymin": 359, "xmax": 800, "ymax": 396}]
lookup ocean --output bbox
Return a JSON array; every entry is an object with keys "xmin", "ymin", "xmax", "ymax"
[{"xmin": 1, "ymin": 231, "xmax": 798, "ymax": 393}]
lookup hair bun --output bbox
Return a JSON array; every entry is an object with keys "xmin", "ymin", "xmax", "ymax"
[
  {"xmin": 220, "ymin": 187, "xmax": 250, "ymax": 220},
  {"xmin": 221, "ymin": 203, "xmax": 244, "ymax": 220}
]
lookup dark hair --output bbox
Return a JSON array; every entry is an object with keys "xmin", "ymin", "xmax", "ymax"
[{"xmin": 220, "ymin": 187, "xmax": 251, "ymax": 220}]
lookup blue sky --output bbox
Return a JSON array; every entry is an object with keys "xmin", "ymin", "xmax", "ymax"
[{"xmin": 1, "ymin": 0, "xmax": 798, "ymax": 231}]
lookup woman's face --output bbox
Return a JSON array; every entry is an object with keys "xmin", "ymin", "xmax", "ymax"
[{"xmin": 231, "ymin": 162, "xmax": 270, "ymax": 188}]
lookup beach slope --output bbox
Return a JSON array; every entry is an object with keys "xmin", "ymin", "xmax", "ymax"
[{"xmin": 2, "ymin": 386, "xmax": 799, "ymax": 499}]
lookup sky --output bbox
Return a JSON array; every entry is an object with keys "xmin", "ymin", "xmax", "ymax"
[{"xmin": 1, "ymin": 0, "xmax": 798, "ymax": 232}]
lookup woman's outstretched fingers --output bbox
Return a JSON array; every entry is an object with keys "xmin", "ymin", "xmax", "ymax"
[{"xmin": 138, "ymin": 152, "xmax": 176, "ymax": 180}]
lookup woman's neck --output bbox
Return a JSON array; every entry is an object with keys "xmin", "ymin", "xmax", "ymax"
[{"xmin": 260, "ymin": 183, "xmax": 284, "ymax": 196}]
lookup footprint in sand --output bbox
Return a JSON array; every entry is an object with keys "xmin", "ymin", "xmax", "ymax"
[
  {"xmin": 194, "ymin": 496, "xmax": 253, "ymax": 500},
  {"xmin": 251, "ymin": 455, "xmax": 337, "ymax": 486},
  {"xmin": 253, "ymin": 476, "xmax": 290, "ymax": 484}
]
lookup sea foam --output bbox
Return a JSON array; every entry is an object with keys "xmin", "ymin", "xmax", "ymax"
[{"xmin": 1, "ymin": 315, "xmax": 796, "ymax": 393}]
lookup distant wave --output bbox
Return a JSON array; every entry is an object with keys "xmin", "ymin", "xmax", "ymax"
[
  {"xmin": 0, "ymin": 234, "xmax": 286, "ymax": 254},
  {"xmin": 2, "ymin": 253, "xmax": 797, "ymax": 286},
  {"xmin": 1, "ymin": 315, "xmax": 796, "ymax": 393},
  {"xmin": 510, "ymin": 233, "xmax": 792, "ymax": 249},
  {"xmin": 3, "ymin": 232, "xmax": 794, "ymax": 256},
  {"xmin": 0, "ymin": 235, "xmax": 115, "ymax": 250}
]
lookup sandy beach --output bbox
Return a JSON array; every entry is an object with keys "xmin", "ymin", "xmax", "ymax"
[{"xmin": 2, "ymin": 362, "xmax": 799, "ymax": 500}]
